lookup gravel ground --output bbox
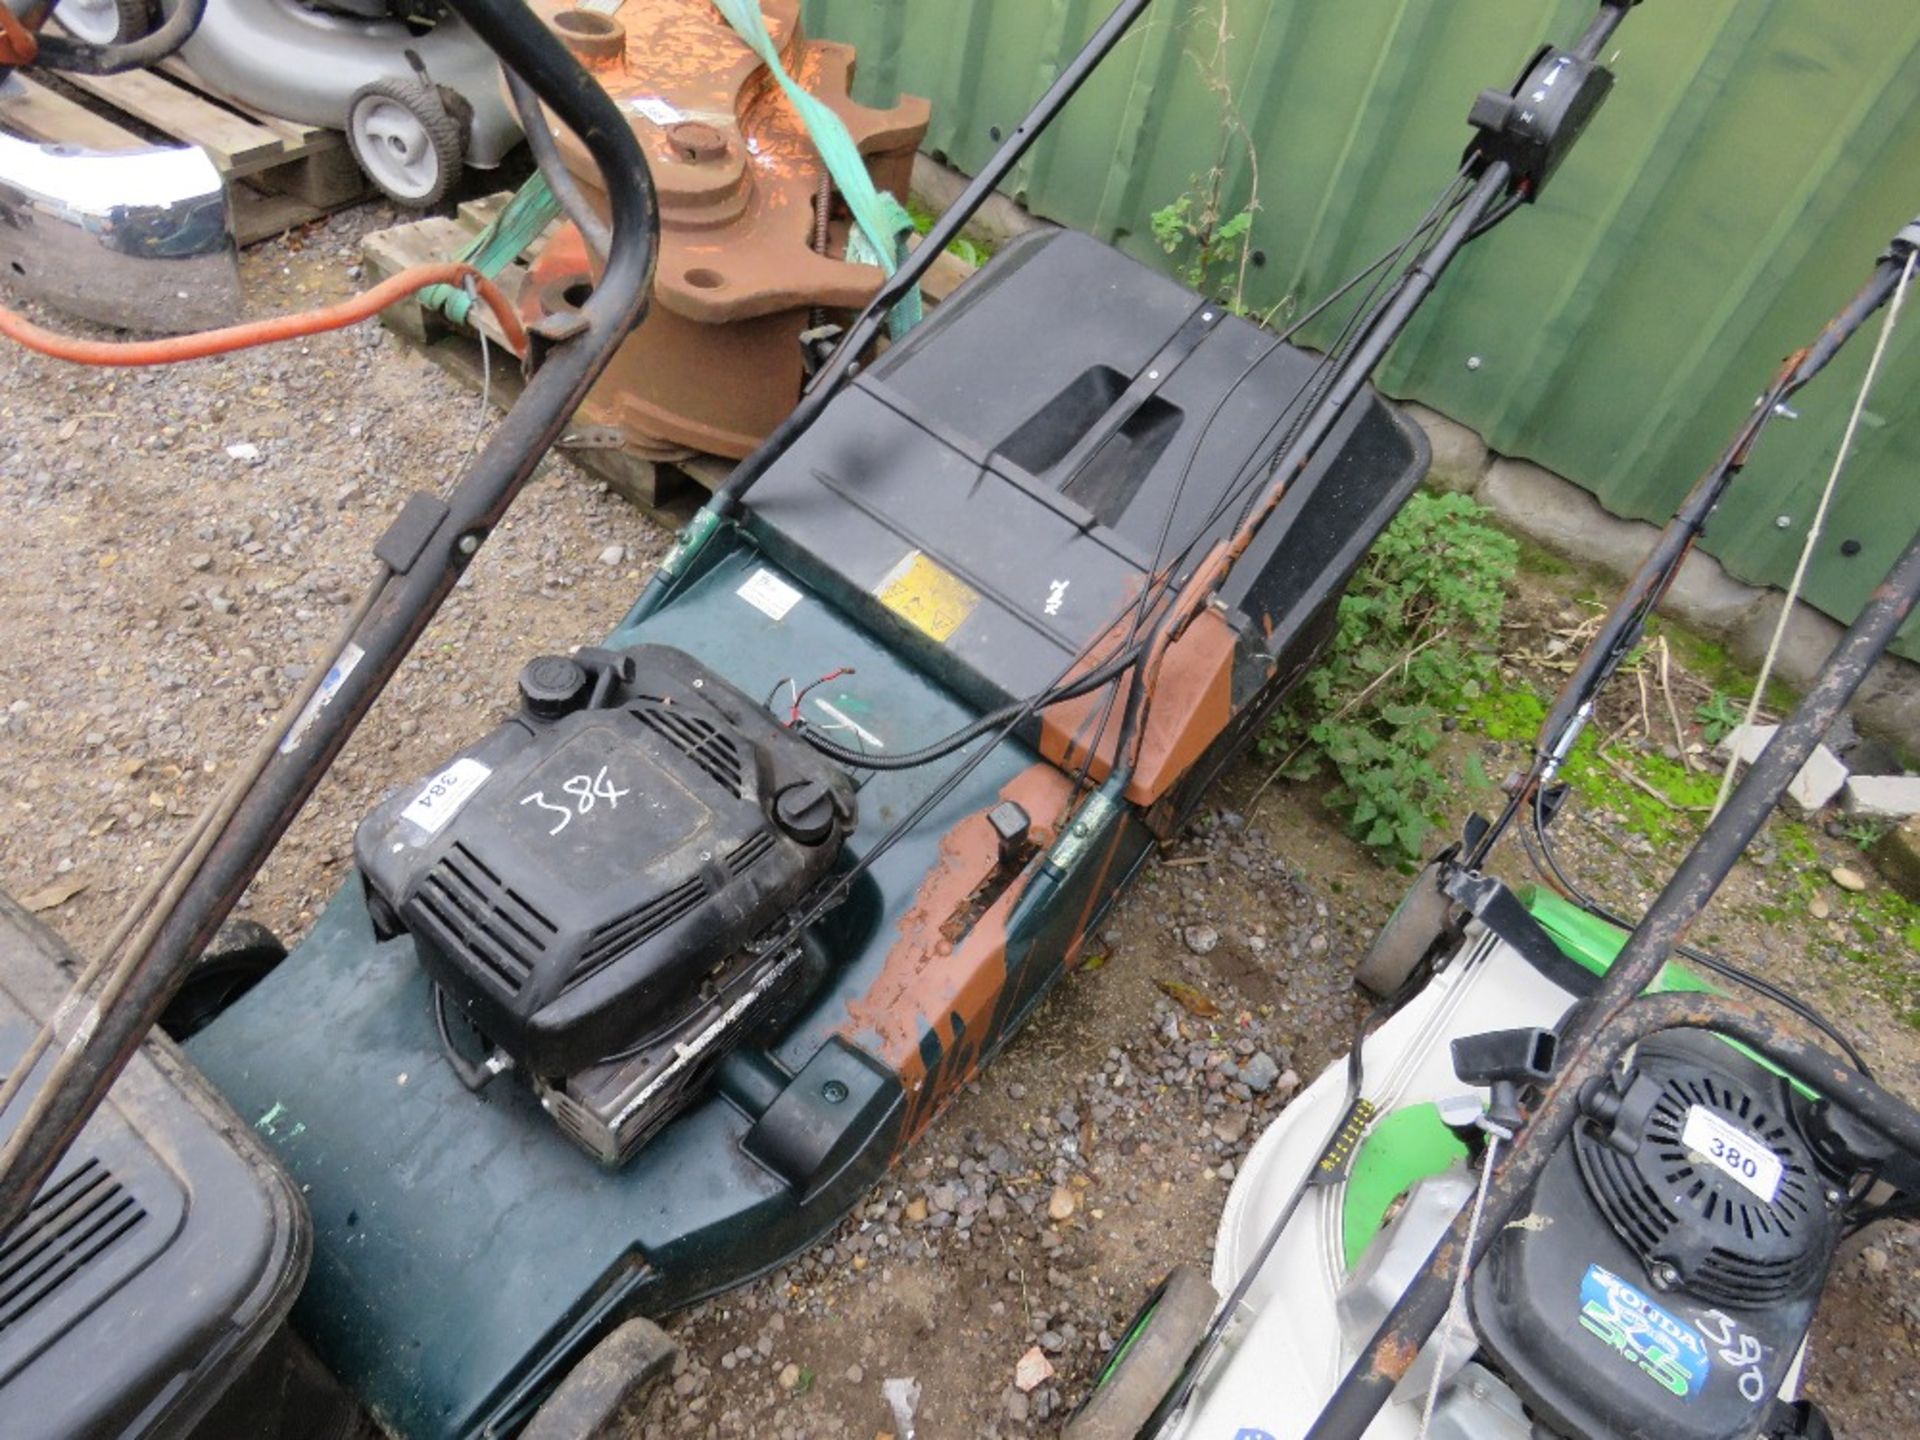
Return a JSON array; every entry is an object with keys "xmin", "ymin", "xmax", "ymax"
[{"xmin": 0, "ymin": 210, "xmax": 1914, "ymax": 1440}]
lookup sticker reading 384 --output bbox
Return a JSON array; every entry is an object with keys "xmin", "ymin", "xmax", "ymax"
[
  {"xmin": 401, "ymin": 757, "xmax": 491, "ymax": 835},
  {"xmin": 1681, "ymin": 1105, "xmax": 1783, "ymax": 1203},
  {"xmin": 1579, "ymin": 1264, "xmax": 1712, "ymax": 1400}
]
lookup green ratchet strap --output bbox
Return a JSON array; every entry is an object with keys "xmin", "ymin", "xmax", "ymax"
[
  {"xmin": 709, "ymin": 0, "xmax": 923, "ymax": 338},
  {"xmin": 419, "ymin": 170, "xmax": 562, "ymax": 328}
]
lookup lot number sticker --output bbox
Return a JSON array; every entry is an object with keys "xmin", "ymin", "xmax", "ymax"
[
  {"xmin": 1682, "ymin": 1105, "xmax": 1782, "ymax": 1204},
  {"xmin": 402, "ymin": 757, "xmax": 492, "ymax": 835}
]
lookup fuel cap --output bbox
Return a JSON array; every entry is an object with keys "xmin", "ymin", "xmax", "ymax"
[
  {"xmin": 774, "ymin": 780, "xmax": 837, "ymax": 845},
  {"xmin": 518, "ymin": 655, "xmax": 589, "ymax": 719}
]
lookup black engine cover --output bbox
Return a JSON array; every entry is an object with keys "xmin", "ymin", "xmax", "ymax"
[
  {"xmin": 1472, "ymin": 1033, "xmax": 1844, "ymax": 1440},
  {"xmin": 355, "ymin": 645, "xmax": 856, "ymax": 1076}
]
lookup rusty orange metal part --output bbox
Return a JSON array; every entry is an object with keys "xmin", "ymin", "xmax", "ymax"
[
  {"xmin": 0, "ymin": 4, "xmax": 39, "ymax": 66},
  {"xmin": 521, "ymin": 0, "xmax": 929, "ymax": 457},
  {"xmin": 839, "ymin": 765, "xmax": 1076, "ymax": 1138}
]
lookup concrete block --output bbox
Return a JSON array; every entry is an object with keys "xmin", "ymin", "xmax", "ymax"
[
  {"xmin": 1850, "ymin": 656, "xmax": 1920, "ymax": 762},
  {"xmin": 1841, "ymin": 774, "xmax": 1920, "ymax": 821},
  {"xmin": 911, "ymin": 154, "xmax": 1054, "ymax": 251},
  {"xmin": 1718, "ymin": 722, "xmax": 1848, "ymax": 812},
  {"xmin": 1661, "ymin": 550, "xmax": 1763, "ymax": 635},
  {"xmin": 1403, "ymin": 403, "xmax": 1489, "ymax": 494},
  {"xmin": 1872, "ymin": 819, "xmax": 1920, "ymax": 902},
  {"xmin": 1731, "ymin": 593, "xmax": 1848, "ymax": 693},
  {"xmin": 1478, "ymin": 458, "xmax": 1655, "ymax": 578}
]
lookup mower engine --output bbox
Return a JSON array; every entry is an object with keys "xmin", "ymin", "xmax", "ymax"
[
  {"xmin": 1467, "ymin": 1030, "xmax": 1847, "ymax": 1440},
  {"xmin": 355, "ymin": 644, "xmax": 857, "ymax": 1163}
]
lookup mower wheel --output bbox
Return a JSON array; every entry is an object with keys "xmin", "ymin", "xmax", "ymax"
[
  {"xmin": 1354, "ymin": 857, "xmax": 1452, "ymax": 998},
  {"xmin": 1065, "ymin": 1264, "xmax": 1216, "ymax": 1440},
  {"xmin": 159, "ymin": 918, "xmax": 287, "ymax": 1042},
  {"xmin": 347, "ymin": 76, "xmax": 467, "ymax": 208},
  {"xmin": 522, "ymin": 1317, "xmax": 679, "ymax": 1440},
  {"xmin": 52, "ymin": 0, "xmax": 153, "ymax": 45}
]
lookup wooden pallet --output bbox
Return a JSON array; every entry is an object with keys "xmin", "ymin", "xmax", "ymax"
[
  {"xmin": 0, "ymin": 61, "xmax": 368, "ymax": 244},
  {"xmin": 363, "ymin": 193, "xmax": 978, "ymax": 517}
]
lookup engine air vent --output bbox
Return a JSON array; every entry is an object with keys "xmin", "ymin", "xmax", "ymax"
[
  {"xmin": 632, "ymin": 700, "xmax": 747, "ymax": 797},
  {"xmin": 413, "ymin": 841, "xmax": 557, "ymax": 995},
  {"xmin": 0, "ymin": 1158, "xmax": 146, "ymax": 1335},
  {"xmin": 1577, "ymin": 1059, "xmax": 1826, "ymax": 1307},
  {"xmin": 565, "ymin": 833, "xmax": 779, "ymax": 996}
]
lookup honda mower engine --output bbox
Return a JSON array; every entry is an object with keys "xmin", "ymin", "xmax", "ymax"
[
  {"xmin": 355, "ymin": 644, "xmax": 857, "ymax": 1164},
  {"xmin": 1470, "ymin": 1031, "xmax": 1848, "ymax": 1440}
]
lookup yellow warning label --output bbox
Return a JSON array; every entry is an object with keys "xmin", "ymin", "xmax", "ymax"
[{"xmin": 875, "ymin": 551, "xmax": 979, "ymax": 644}]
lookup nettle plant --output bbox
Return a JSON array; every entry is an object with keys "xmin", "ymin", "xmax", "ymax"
[{"xmin": 1265, "ymin": 491, "xmax": 1519, "ymax": 866}]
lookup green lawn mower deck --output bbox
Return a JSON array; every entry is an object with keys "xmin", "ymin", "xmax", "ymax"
[{"xmin": 186, "ymin": 228, "xmax": 1430, "ymax": 1438}]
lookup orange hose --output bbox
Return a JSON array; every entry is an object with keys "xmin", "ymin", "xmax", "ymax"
[{"xmin": 0, "ymin": 261, "xmax": 528, "ymax": 366}]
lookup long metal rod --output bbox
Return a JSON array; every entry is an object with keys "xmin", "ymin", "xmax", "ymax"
[
  {"xmin": 705, "ymin": 0, "xmax": 1155, "ymax": 516},
  {"xmin": 1469, "ymin": 237, "xmax": 1917, "ymax": 867},
  {"xmin": 1305, "ymin": 522, "xmax": 1920, "ymax": 1440},
  {"xmin": 0, "ymin": 0, "xmax": 659, "ymax": 1236}
]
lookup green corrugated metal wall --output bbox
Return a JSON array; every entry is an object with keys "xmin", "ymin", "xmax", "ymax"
[{"xmin": 803, "ymin": 0, "xmax": 1920, "ymax": 658}]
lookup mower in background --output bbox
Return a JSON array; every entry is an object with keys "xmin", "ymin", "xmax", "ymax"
[{"xmin": 1069, "ymin": 212, "xmax": 1920, "ymax": 1440}]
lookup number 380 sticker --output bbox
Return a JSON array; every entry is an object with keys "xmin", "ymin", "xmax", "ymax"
[{"xmin": 1681, "ymin": 1105, "xmax": 1783, "ymax": 1204}]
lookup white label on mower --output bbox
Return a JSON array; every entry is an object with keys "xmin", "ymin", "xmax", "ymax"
[
  {"xmin": 1682, "ymin": 1105, "xmax": 1782, "ymax": 1204},
  {"xmin": 737, "ymin": 567, "xmax": 802, "ymax": 621},
  {"xmin": 402, "ymin": 757, "xmax": 492, "ymax": 836},
  {"xmin": 279, "ymin": 643, "xmax": 364, "ymax": 755},
  {"xmin": 628, "ymin": 95, "xmax": 686, "ymax": 127}
]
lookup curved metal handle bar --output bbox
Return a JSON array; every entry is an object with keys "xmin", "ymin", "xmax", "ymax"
[{"xmin": 0, "ymin": 0, "xmax": 660, "ymax": 1238}]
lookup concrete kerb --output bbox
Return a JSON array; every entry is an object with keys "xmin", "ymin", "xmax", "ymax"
[
  {"xmin": 910, "ymin": 154, "xmax": 1056, "ymax": 252},
  {"xmin": 1398, "ymin": 409, "xmax": 1920, "ymax": 756}
]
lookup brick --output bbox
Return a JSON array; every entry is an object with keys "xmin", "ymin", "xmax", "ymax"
[
  {"xmin": 1871, "ymin": 819, "xmax": 1920, "ymax": 903},
  {"xmin": 1841, "ymin": 774, "xmax": 1920, "ymax": 821},
  {"xmin": 1718, "ymin": 723, "xmax": 1848, "ymax": 812}
]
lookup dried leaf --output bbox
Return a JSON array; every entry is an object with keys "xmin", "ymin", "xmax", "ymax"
[
  {"xmin": 1156, "ymin": 979, "xmax": 1221, "ymax": 1019},
  {"xmin": 23, "ymin": 878, "xmax": 87, "ymax": 913}
]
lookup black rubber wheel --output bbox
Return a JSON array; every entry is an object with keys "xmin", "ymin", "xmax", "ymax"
[
  {"xmin": 1354, "ymin": 857, "xmax": 1452, "ymax": 998},
  {"xmin": 346, "ymin": 75, "xmax": 467, "ymax": 209},
  {"xmin": 53, "ymin": 0, "xmax": 153, "ymax": 45},
  {"xmin": 521, "ymin": 1317, "xmax": 679, "ymax": 1440},
  {"xmin": 159, "ymin": 917, "xmax": 287, "ymax": 1042},
  {"xmin": 1066, "ymin": 1264, "xmax": 1217, "ymax": 1440}
]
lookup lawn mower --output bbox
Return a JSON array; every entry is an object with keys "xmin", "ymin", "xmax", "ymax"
[
  {"xmin": 0, "ymin": 0, "xmax": 1656, "ymax": 1434},
  {"xmin": 1067, "ymin": 211, "xmax": 1920, "ymax": 1440},
  {"xmin": 8, "ymin": 0, "xmax": 519, "ymax": 208}
]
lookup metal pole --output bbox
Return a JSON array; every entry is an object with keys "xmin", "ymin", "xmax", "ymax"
[
  {"xmin": 1305, "ymin": 523, "xmax": 1920, "ymax": 1440},
  {"xmin": 1462, "ymin": 248, "xmax": 1917, "ymax": 867},
  {"xmin": 0, "ymin": 0, "xmax": 660, "ymax": 1237}
]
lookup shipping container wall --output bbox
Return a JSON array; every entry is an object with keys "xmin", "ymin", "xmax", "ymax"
[{"xmin": 804, "ymin": 0, "xmax": 1920, "ymax": 656}]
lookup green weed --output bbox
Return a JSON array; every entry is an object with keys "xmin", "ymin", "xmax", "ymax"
[
  {"xmin": 1694, "ymin": 690, "xmax": 1744, "ymax": 747},
  {"xmin": 1266, "ymin": 492, "xmax": 1518, "ymax": 866}
]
